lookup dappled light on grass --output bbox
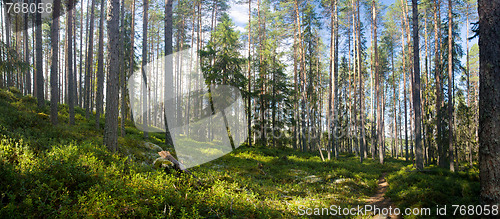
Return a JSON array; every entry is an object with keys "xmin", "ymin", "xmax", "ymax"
[
  {"xmin": 385, "ymin": 166, "xmax": 480, "ymax": 218},
  {"xmin": 0, "ymin": 88, "xmax": 481, "ymax": 218}
]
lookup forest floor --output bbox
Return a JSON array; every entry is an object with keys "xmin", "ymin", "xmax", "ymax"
[
  {"xmin": 0, "ymin": 88, "xmax": 480, "ymax": 218},
  {"xmin": 366, "ymin": 172, "xmax": 399, "ymax": 219}
]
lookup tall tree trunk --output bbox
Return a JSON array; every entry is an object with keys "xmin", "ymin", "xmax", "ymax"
[
  {"xmin": 142, "ymin": 0, "xmax": 149, "ymax": 138},
  {"xmin": 4, "ymin": 2, "xmax": 12, "ymax": 88},
  {"xmin": 24, "ymin": 4, "xmax": 30, "ymax": 95},
  {"xmin": 247, "ymin": 0, "xmax": 252, "ymax": 147},
  {"xmin": 466, "ymin": 3, "xmax": 472, "ymax": 167},
  {"xmin": 373, "ymin": 0, "xmax": 382, "ymax": 164},
  {"xmin": 400, "ymin": 8, "xmax": 409, "ymax": 162},
  {"xmin": 123, "ymin": 0, "xmax": 134, "ymax": 137},
  {"xmin": 413, "ymin": 0, "xmax": 423, "ymax": 170},
  {"xmin": 258, "ymin": 0, "xmax": 266, "ymax": 146},
  {"xmin": 73, "ymin": 18, "xmax": 78, "ymax": 109},
  {"xmin": 85, "ymin": 0, "xmax": 96, "ymax": 118},
  {"xmin": 478, "ymin": 0, "xmax": 500, "ymax": 206},
  {"xmin": 295, "ymin": 0, "xmax": 306, "ymax": 152},
  {"xmin": 164, "ymin": 0, "xmax": 174, "ymax": 147},
  {"xmin": 447, "ymin": 0, "xmax": 454, "ymax": 172},
  {"xmin": 104, "ymin": 0, "xmax": 121, "ymax": 151},
  {"xmin": 35, "ymin": 0, "xmax": 44, "ymax": 107},
  {"xmin": 67, "ymin": 0, "xmax": 75, "ymax": 125},
  {"xmin": 434, "ymin": 0, "xmax": 445, "ymax": 168},
  {"xmin": 95, "ymin": 0, "xmax": 106, "ymax": 129},
  {"xmin": 79, "ymin": 0, "xmax": 84, "ymax": 107},
  {"xmin": 357, "ymin": 0, "xmax": 365, "ymax": 162},
  {"xmin": 50, "ymin": 0, "xmax": 61, "ymax": 125},
  {"xmin": 333, "ymin": 0, "xmax": 339, "ymax": 159},
  {"xmin": 328, "ymin": 0, "xmax": 334, "ymax": 159},
  {"xmin": 293, "ymin": 9, "xmax": 298, "ymax": 150},
  {"xmin": 351, "ymin": 0, "xmax": 357, "ymax": 156},
  {"xmin": 392, "ymin": 45, "xmax": 398, "ymax": 159}
]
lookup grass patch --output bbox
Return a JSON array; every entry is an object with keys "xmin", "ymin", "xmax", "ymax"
[
  {"xmin": 385, "ymin": 165, "xmax": 480, "ymax": 218},
  {"xmin": 0, "ymin": 88, "xmax": 478, "ymax": 218}
]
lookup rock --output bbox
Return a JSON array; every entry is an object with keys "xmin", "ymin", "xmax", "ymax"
[
  {"xmin": 153, "ymin": 157, "xmax": 174, "ymax": 169},
  {"xmin": 304, "ymin": 175, "xmax": 322, "ymax": 183},
  {"xmin": 334, "ymin": 178, "xmax": 346, "ymax": 184},
  {"xmin": 143, "ymin": 142, "xmax": 163, "ymax": 152},
  {"xmin": 371, "ymin": 214, "xmax": 390, "ymax": 219}
]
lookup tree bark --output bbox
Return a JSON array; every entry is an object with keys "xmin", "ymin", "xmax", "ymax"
[
  {"xmin": 24, "ymin": 2, "xmax": 30, "ymax": 95},
  {"xmin": 85, "ymin": 0, "xmax": 96, "ymax": 118},
  {"xmin": 142, "ymin": 0, "xmax": 149, "ymax": 138},
  {"xmin": 104, "ymin": 0, "xmax": 121, "ymax": 151},
  {"xmin": 357, "ymin": 0, "xmax": 365, "ymax": 162},
  {"xmin": 164, "ymin": 0, "xmax": 174, "ymax": 147},
  {"xmin": 122, "ymin": 0, "xmax": 133, "ymax": 137},
  {"xmin": 67, "ymin": 0, "xmax": 75, "ymax": 125},
  {"xmin": 247, "ymin": 0, "xmax": 252, "ymax": 147},
  {"xmin": 447, "ymin": 0, "xmax": 454, "ymax": 172},
  {"xmin": 328, "ymin": 0, "xmax": 334, "ymax": 160},
  {"xmin": 478, "ymin": 0, "xmax": 500, "ymax": 207},
  {"xmin": 96, "ymin": 0, "xmax": 106, "ymax": 129},
  {"xmin": 35, "ymin": 0, "xmax": 44, "ymax": 107},
  {"xmin": 413, "ymin": 0, "xmax": 423, "ymax": 170},
  {"xmin": 50, "ymin": 0, "xmax": 61, "ymax": 125},
  {"xmin": 333, "ymin": 0, "xmax": 339, "ymax": 159},
  {"xmin": 434, "ymin": 0, "xmax": 445, "ymax": 168},
  {"xmin": 79, "ymin": 0, "xmax": 84, "ymax": 107}
]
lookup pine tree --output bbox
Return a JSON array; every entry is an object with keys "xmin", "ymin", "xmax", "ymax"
[
  {"xmin": 104, "ymin": 0, "xmax": 121, "ymax": 151},
  {"xmin": 96, "ymin": 0, "xmax": 106, "ymax": 129},
  {"xmin": 478, "ymin": 0, "xmax": 500, "ymax": 206},
  {"xmin": 413, "ymin": 0, "xmax": 423, "ymax": 170},
  {"xmin": 50, "ymin": 0, "xmax": 61, "ymax": 125},
  {"xmin": 35, "ymin": 0, "xmax": 44, "ymax": 107},
  {"xmin": 67, "ymin": 0, "xmax": 75, "ymax": 125},
  {"xmin": 84, "ymin": 0, "xmax": 96, "ymax": 118}
]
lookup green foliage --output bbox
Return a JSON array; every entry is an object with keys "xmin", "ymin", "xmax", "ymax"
[
  {"xmin": 386, "ymin": 166, "xmax": 480, "ymax": 218},
  {"xmin": 0, "ymin": 88, "xmax": 479, "ymax": 218},
  {"xmin": 200, "ymin": 13, "xmax": 246, "ymax": 89}
]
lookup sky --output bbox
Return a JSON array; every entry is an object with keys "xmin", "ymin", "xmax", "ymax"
[
  {"xmin": 227, "ymin": 0, "xmax": 478, "ymax": 63},
  {"xmin": 226, "ymin": 0, "xmax": 478, "ymax": 137}
]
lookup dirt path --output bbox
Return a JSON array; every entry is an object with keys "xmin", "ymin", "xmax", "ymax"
[{"xmin": 366, "ymin": 173, "xmax": 400, "ymax": 219}]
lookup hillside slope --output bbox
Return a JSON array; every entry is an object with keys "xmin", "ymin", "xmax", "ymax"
[{"xmin": 1, "ymin": 88, "xmax": 478, "ymax": 218}]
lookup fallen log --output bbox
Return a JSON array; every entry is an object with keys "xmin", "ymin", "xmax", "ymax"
[
  {"xmin": 157, "ymin": 151, "xmax": 204, "ymax": 188},
  {"xmin": 158, "ymin": 151, "xmax": 194, "ymax": 176}
]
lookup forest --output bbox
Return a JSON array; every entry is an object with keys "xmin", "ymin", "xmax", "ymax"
[{"xmin": 0, "ymin": 0, "xmax": 499, "ymax": 218}]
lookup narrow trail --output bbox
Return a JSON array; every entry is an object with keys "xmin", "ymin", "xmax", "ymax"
[{"xmin": 366, "ymin": 172, "xmax": 400, "ymax": 219}]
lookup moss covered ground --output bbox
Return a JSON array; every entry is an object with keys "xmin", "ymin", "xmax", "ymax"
[{"xmin": 0, "ymin": 88, "xmax": 479, "ymax": 218}]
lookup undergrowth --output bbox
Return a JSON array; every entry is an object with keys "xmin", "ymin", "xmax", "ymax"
[
  {"xmin": 0, "ymin": 88, "xmax": 478, "ymax": 218},
  {"xmin": 385, "ymin": 165, "xmax": 480, "ymax": 218}
]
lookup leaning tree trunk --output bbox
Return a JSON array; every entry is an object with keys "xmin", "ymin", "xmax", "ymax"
[
  {"xmin": 478, "ymin": 0, "xmax": 500, "ymax": 207},
  {"xmin": 164, "ymin": 0, "xmax": 174, "ymax": 147},
  {"xmin": 142, "ymin": 0, "xmax": 149, "ymax": 139}
]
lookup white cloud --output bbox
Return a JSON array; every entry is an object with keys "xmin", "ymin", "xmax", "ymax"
[
  {"xmin": 235, "ymin": 26, "xmax": 246, "ymax": 34},
  {"xmin": 228, "ymin": 2, "xmax": 249, "ymax": 27}
]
